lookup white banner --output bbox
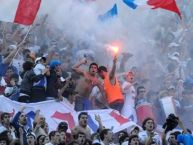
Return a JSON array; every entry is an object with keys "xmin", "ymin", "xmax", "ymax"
[{"xmin": 0, "ymin": 96, "xmax": 136, "ymax": 133}]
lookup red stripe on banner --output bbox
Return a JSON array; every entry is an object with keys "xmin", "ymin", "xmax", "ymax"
[
  {"xmin": 14, "ymin": 0, "xmax": 41, "ymax": 25},
  {"xmin": 51, "ymin": 111, "xmax": 75, "ymax": 129},
  {"xmin": 110, "ymin": 111, "xmax": 129, "ymax": 125}
]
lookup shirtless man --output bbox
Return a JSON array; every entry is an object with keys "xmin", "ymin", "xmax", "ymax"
[
  {"xmin": 72, "ymin": 59, "xmax": 104, "ymax": 111},
  {"xmin": 71, "ymin": 112, "xmax": 91, "ymax": 140}
]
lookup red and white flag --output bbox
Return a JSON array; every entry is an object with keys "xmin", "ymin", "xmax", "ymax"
[
  {"xmin": 0, "ymin": 0, "xmax": 41, "ymax": 25},
  {"xmin": 123, "ymin": 0, "xmax": 181, "ymax": 18},
  {"xmin": 0, "ymin": 96, "xmax": 136, "ymax": 133}
]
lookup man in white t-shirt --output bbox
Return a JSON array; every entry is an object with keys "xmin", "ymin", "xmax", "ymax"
[
  {"xmin": 138, "ymin": 118, "xmax": 162, "ymax": 145},
  {"xmin": 121, "ymin": 71, "xmax": 137, "ymax": 122}
]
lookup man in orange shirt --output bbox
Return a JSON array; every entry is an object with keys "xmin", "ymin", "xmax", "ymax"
[{"xmin": 98, "ymin": 55, "xmax": 124, "ymax": 112}]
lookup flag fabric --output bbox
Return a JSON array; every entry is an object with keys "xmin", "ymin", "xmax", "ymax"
[
  {"xmin": 0, "ymin": 0, "xmax": 41, "ymax": 25},
  {"xmin": 123, "ymin": 0, "xmax": 138, "ymax": 9},
  {"xmin": 0, "ymin": 96, "xmax": 136, "ymax": 133},
  {"xmin": 98, "ymin": 4, "xmax": 118, "ymax": 21},
  {"xmin": 79, "ymin": 0, "xmax": 96, "ymax": 2},
  {"xmin": 85, "ymin": 109, "xmax": 136, "ymax": 133},
  {"xmin": 123, "ymin": 0, "xmax": 181, "ymax": 18}
]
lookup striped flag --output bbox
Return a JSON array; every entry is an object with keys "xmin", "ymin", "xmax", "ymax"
[
  {"xmin": 84, "ymin": 109, "xmax": 136, "ymax": 133},
  {"xmin": 0, "ymin": 0, "xmax": 41, "ymax": 25},
  {"xmin": 123, "ymin": 0, "xmax": 181, "ymax": 18},
  {"xmin": 0, "ymin": 96, "xmax": 136, "ymax": 133}
]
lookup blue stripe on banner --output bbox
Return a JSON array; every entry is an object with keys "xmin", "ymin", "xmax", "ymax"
[
  {"xmin": 26, "ymin": 111, "xmax": 36, "ymax": 129},
  {"xmin": 123, "ymin": 0, "xmax": 138, "ymax": 9},
  {"xmin": 87, "ymin": 115, "xmax": 98, "ymax": 132}
]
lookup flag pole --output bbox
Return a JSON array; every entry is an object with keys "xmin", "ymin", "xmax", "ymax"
[
  {"xmin": 2, "ymin": 22, "xmax": 7, "ymax": 48},
  {"xmin": 9, "ymin": 25, "xmax": 33, "ymax": 66}
]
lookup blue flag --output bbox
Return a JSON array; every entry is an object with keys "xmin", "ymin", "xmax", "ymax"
[
  {"xmin": 98, "ymin": 4, "xmax": 118, "ymax": 21},
  {"xmin": 123, "ymin": 0, "xmax": 138, "ymax": 9}
]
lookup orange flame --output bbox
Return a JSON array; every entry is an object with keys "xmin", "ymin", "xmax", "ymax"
[{"xmin": 111, "ymin": 46, "xmax": 119, "ymax": 54}]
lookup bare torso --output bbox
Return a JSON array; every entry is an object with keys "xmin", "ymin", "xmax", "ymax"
[{"xmin": 75, "ymin": 73, "xmax": 99, "ymax": 98}]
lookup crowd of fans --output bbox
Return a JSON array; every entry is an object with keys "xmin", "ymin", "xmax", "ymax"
[
  {"xmin": 0, "ymin": 107, "xmax": 193, "ymax": 145},
  {"xmin": 0, "ymin": 0, "xmax": 193, "ymax": 144}
]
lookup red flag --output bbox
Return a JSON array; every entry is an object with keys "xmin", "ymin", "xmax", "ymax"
[
  {"xmin": 147, "ymin": 0, "xmax": 181, "ymax": 18},
  {"xmin": 14, "ymin": 0, "xmax": 41, "ymax": 25}
]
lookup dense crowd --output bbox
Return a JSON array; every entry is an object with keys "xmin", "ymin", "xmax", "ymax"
[{"xmin": 1, "ymin": 0, "xmax": 193, "ymax": 144}]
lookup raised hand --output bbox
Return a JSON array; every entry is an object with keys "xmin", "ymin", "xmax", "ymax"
[{"xmin": 95, "ymin": 114, "xmax": 101, "ymax": 123}]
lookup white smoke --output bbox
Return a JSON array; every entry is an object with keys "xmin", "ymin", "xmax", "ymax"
[{"xmin": 36, "ymin": 0, "xmax": 161, "ymax": 67}]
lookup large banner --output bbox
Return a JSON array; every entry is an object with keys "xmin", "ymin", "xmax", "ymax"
[{"xmin": 0, "ymin": 96, "xmax": 136, "ymax": 133}]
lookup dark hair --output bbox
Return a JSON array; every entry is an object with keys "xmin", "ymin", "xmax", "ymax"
[
  {"xmin": 128, "ymin": 135, "xmax": 138, "ymax": 143},
  {"xmin": 78, "ymin": 112, "xmax": 88, "ymax": 120},
  {"xmin": 137, "ymin": 86, "xmax": 145, "ymax": 95},
  {"xmin": 41, "ymin": 57, "xmax": 46, "ymax": 63},
  {"xmin": 118, "ymin": 131, "xmax": 128, "ymax": 138},
  {"xmin": 118, "ymin": 131, "xmax": 128, "ymax": 144},
  {"xmin": 49, "ymin": 131, "xmax": 58, "ymax": 140},
  {"xmin": 74, "ymin": 132, "xmax": 85, "ymax": 139},
  {"xmin": 22, "ymin": 61, "xmax": 34, "ymax": 71},
  {"xmin": 58, "ymin": 121, "xmax": 68, "ymax": 132},
  {"xmin": 37, "ymin": 135, "xmax": 46, "ymax": 145},
  {"xmin": 89, "ymin": 63, "xmax": 98, "ymax": 70},
  {"xmin": 98, "ymin": 66, "xmax": 107, "ymax": 73},
  {"xmin": 170, "ymin": 131, "xmax": 181, "ymax": 140},
  {"xmin": 99, "ymin": 129, "xmax": 110, "ymax": 141},
  {"xmin": 0, "ymin": 112, "xmax": 10, "ymax": 120},
  {"xmin": 142, "ymin": 117, "xmax": 155, "ymax": 130}
]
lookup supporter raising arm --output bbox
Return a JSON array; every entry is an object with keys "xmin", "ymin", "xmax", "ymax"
[
  {"xmin": 98, "ymin": 54, "xmax": 124, "ymax": 112},
  {"xmin": 109, "ymin": 55, "xmax": 117, "ymax": 83},
  {"xmin": 72, "ymin": 58, "xmax": 104, "ymax": 111},
  {"xmin": 33, "ymin": 110, "xmax": 47, "ymax": 137},
  {"xmin": 72, "ymin": 58, "xmax": 87, "ymax": 75},
  {"xmin": 95, "ymin": 114, "xmax": 104, "ymax": 133},
  {"xmin": 11, "ymin": 106, "xmax": 31, "ymax": 145}
]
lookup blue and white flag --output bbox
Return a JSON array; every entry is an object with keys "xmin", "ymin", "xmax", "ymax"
[{"xmin": 0, "ymin": 96, "xmax": 136, "ymax": 133}]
